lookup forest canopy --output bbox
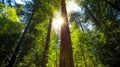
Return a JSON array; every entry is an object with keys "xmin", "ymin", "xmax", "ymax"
[{"xmin": 0, "ymin": 0, "xmax": 120, "ymax": 67}]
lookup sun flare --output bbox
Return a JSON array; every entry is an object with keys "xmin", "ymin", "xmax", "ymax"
[
  {"xmin": 52, "ymin": 1, "xmax": 80, "ymax": 34},
  {"xmin": 52, "ymin": 13, "xmax": 64, "ymax": 33}
]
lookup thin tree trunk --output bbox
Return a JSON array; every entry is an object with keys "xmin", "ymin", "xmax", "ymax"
[
  {"xmin": 84, "ymin": 4, "xmax": 100, "ymax": 27},
  {"xmin": 42, "ymin": 18, "xmax": 52, "ymax": 67},
  {"xmin": 85, "ymin": 3, "xmax": 116, "ymax": 32},
  {"xmin": 2, "ymin": 0, "xmax": 4, "ymax": 4},
  {"xmin": 104, "ymin": 0, "xmax": 120, "ymax": 11},
  {"xmin": 8, "ymin": 0, "xmax": 12, "ymax": 6},
  {"xmin": 79, "ymin": 44, "xmax": 87, "ymax": 67},
  {"xmin": 56, "ymin": 47, "xmax": 58, "ymax": 67},
  {"xmin": 60, "ymin": 0, "xmax": 74, "ymax": 67},
  {"xmin": 7, "ymin": 13, "xmax": 34, "ymax": 67},
  {"xmin": 78, "ymin": 17, "xmax": 84, "ymax": 34}
]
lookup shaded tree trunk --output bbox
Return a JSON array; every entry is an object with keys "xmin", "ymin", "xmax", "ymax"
[
  {"xmin": 42, "ymin": 17, "xmax": 52, "ymax": 67},
  {"xmin": 56, "ymin": 47, "xmax": 59, "ymax": 67},
  {"xmin": 8, "ymin": 0, "xmax": 12, "ymax": 6},
  {"xmin": 104, "ymin": 0, "xmax": 120, "ymax": 11},
  {"xmin": 78, "ymin": 17, "xmax": 84, "ymax": 34},
  {"xmin": 84, "ymin": 3, "xmax": 115, "ymax": 31},
  {"xmin": 2, "ymin": 0, "xmax": 4, "ymax": 4},
  {"xmin": 60, "ymin": 0, "xmax": 74, "ymax": 67},
  {"xmin": 79, "ymin": 44, "xmax": 87, "ymax": 67},
  {"xmin": 84, "ymin": 4, "xmax": 100, "ymax": 27},
  {"xmin": 7, "ymin": 12, "xmax": 34, "ymax": 67},
  {"xmin": 70, "ymin": 12, "xmax": 84, "ymax": 33}
]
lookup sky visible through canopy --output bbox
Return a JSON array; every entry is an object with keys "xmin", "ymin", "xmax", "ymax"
[
  {"xmin": 14, "ymin": 0, "xmax": 93, "ymax": 33},
  {"xmin": 15, "ymin": 0, "xmax": 31, "ymax": 5},
  {"xmin": 52, "ymin": 0, "xmax": 82, "ymax": 33},
  {"xmin": 1, "ymin": 0, "xmax": 120, "ymax": 67}
]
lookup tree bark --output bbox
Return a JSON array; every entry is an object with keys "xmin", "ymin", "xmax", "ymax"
[
  {"xmin": 7, "ymin": 12, "xmax": 34, "ymax": 67},
  {"xmin": 60, "ymin": 0, "xmax": 74, "ymax": 67},
  {"xmin": 42, "ymin": 17, "xmax": 52, "ymax": 67},
  {"xmin": 104, "ymin": 0, "xmax": 120, "ymax": 11},
  {"xmin": 79, "ymin": 44, "xmax": 87, "ymax": 67}
]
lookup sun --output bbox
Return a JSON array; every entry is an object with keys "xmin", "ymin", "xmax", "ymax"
[
  {"xmin": 53, "ymin": 17, "xmax": 64, "ymax": 28},
  {"xmin": 52, "ymin": 1, "xmax": 80, "ymax": 34},
  {"xmin": 52, "ymin": 13, "xmax": 64, "ymax": 34}
]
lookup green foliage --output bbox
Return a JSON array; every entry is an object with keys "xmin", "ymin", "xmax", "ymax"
[
  {"xmin": 3, "ymin": 7, "xmax": 20, "ymax": 22},
  {"xmin": 0, "ymin": 4, "xmax": 23, "ymax": 34},
  {"xmin": 15, "ymin": 0, "xmax": 61, "ymax": 67},
  {"xmin": 1, "ymin": 0, "xmax": 120, "ymax": 67},
  {"xmin": 0, "ymin": 3, "xmax": 24, "ymax": 67},
  {"xmin": 17, "ymin": 18, "xmax": 49, "ymax": 67},
  {"xmin": 79, "ymin": 0, "xmax": 120, "ymax": 66},
  {"xmin": 70, "ymin": 22, "xmax": 104, "ymax": 67},
  {"xmin": 47, "ymin": 30, "xmax": 59, "ymax": 67}
]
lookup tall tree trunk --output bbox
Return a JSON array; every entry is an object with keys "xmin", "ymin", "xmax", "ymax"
[
  {"xmin": 79, "ymin": 44, "xmax": 87, "ymax": 67},
  {"xmin": 7, "ymin": 13, "xmax": 34, "ymax": 67},
  {"xmin": 41, "ymin": 18, "xmax": 52, "ymax": 67},
  {"xmin": 104, "ymin": 0, "xmax": 120, "ymax": 11},
  {"xmin": 84, "ymin": 4, "xmax": 100, "ymax": 27},
  {"xmin": 60, "ymin": 0, "xmax": 74, "ymax": 67},
  {"xmin": 78, "ymin": 17, "xmax": 84, "ymax": 34}
]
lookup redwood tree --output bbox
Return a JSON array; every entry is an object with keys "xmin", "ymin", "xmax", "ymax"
[
  {"xmin": 42, "ymin": 17, "xmax": 52, "ymax": 67},
  {"xmin": 60, "ymin": 0, "xmax": 74, "ymax": 67}
]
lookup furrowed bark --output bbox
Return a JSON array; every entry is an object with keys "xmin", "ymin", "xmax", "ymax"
[{"xmin": 60, "ymin": 0, "xmax": 74, "ymax": 67}]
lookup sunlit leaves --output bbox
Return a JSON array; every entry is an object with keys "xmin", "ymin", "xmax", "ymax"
[
  {"xmin": 0, "ymin": 4, "xmax": 23, "ymax": 34},
  {"xmin": 3, "ymin": 7, "xmax": 20, "ymax": 22},
  {"xmin": 47, "ymin": 30, "xmax": 59, "ymax": 67},
  {"xmin": 0, "ymin": 3, "xmax": 24, "ymax": 67},
  {"xmin": 1, "ymin": 0, "xmax": 120, "ymax": 66},
  {"xmin": 70, "ymin": 22, "xmax": 104, "ymax": 67},
  {"xmin": 16, "ymin": 0, "xmax": 61, "ymax": 66}
]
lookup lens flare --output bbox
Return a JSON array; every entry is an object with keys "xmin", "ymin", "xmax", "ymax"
[{"xmin": 52, "ymin": 13, "xmax": 64, "ymax": 33}]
